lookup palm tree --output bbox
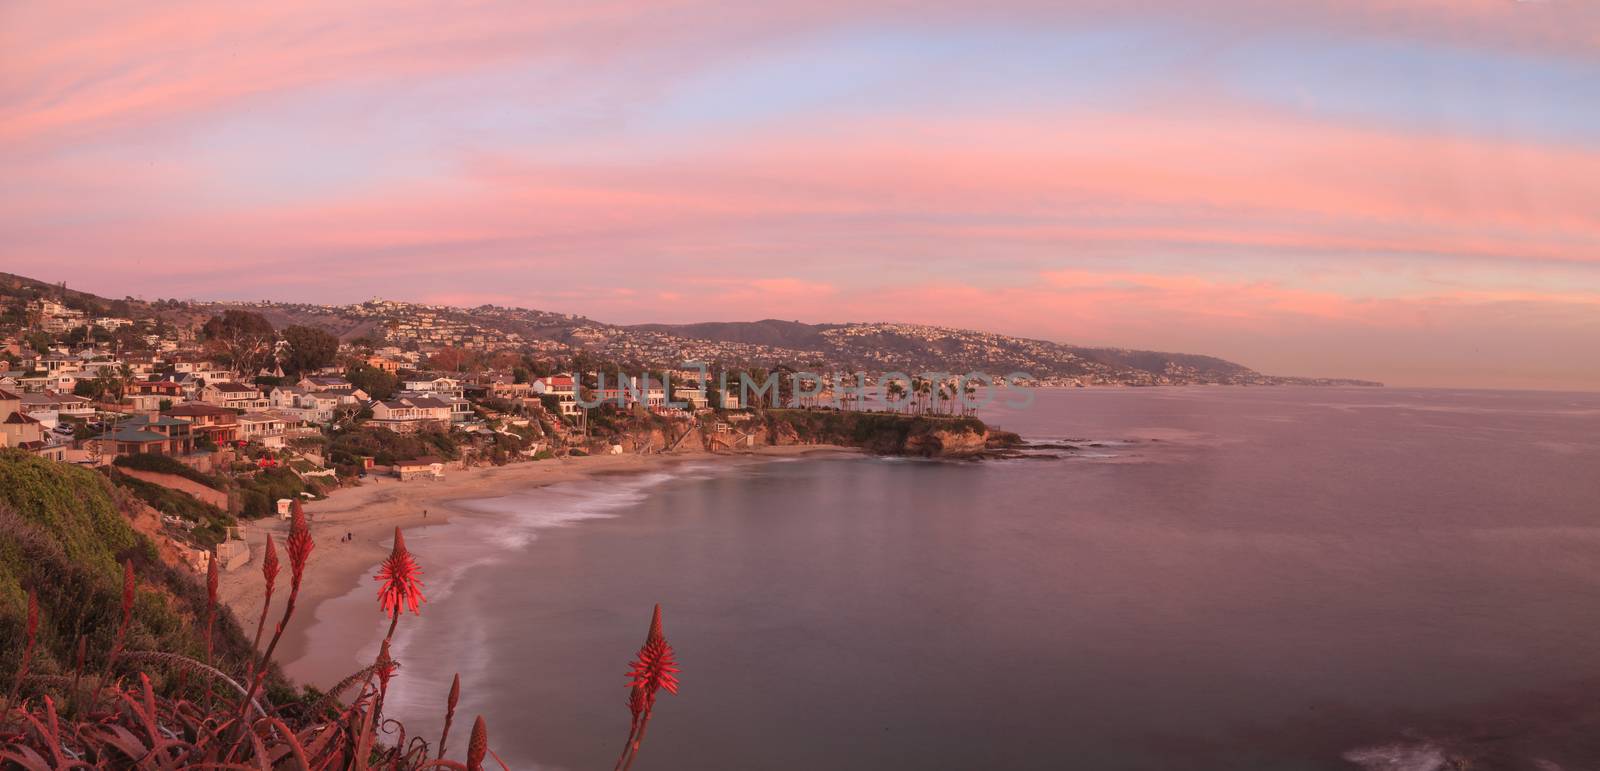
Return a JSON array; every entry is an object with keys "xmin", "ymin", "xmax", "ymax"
[
  {"xmin": 912, "ymin": 377, "xmax": 931, "ymax": 414},
  {"xmin": 885, "ymin": 380, "xmax": 907, "ymax": 413},
  {"xmin": 840, "ymin": 373, "xmax": 861, "ymax": 411}
]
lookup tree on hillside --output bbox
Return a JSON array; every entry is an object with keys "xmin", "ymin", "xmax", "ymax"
[
  {"xmin": 428, "ymin": 347, "xmax": 474, "ymax": 373},
  {"xmin": 279, "ymin": 325, "xmax": 340, "ymax": 377},
  {"xmin": 25, "ymin": 331, "xmax": 53, "ymax": 355},
  {"xmin": 346, "ymin": 362, "xmax": 399, "ymax": 400},
  {"xmin": 489, "ymin": 351, "xmax": 521, "ymax": 372},
  {"xmin": 111, "ymin": 324, "xmax": 145, "ymax": 353},
  {"xmin": 73, "ymin": 378, "xmax": 106, "ymax": 400},
  {"xmin": 201, "ymin": 310, "xmax": 276, "ymax": 377}
]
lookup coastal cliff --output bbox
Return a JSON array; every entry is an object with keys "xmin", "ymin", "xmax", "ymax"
[{"xmin": 755, "ymin": 409, "xmax": 1020, "ymax": 458}]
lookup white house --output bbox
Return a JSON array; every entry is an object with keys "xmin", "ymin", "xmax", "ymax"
[
  {"xmin": 400, "ymin": 376, "xmax": 463, "ymax": 398},
  {"xmin": 199, "ymin": 382, "xmax": 267, "ymax": 410},
  {"xmin": 368, "ymin": 396, "xmax": 452, "ymax": 432}
]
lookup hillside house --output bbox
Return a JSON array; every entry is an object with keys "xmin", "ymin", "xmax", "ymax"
[
  {"xmin": 532, "ymin": 374, "xmax": 580, "ymax": 416},
  {"xmin": 400, "ymin": 375, "xmax": 463, "ymax": 398},
  {"xmin": 95, "ymin": 414, "xmax": 194, "ymax": 458},
  {"xmin": 238, "ymin": 411, "xmax": 295, "ymax": 447},
  {"xmin": 0, "ymin": 389, "xmax": 51, "ymax": 452},
  {"xmin": 199, "ymin": 382, "xmax": 267, "ymax": 410},
  {"xmin": 18, "ymin": 391, "xmax": 94, "ymax": 427},
  {"xmin": 164, "ymin": 403, "xmax": 240, "ymax": 444},
  {"xmin": 369, "ymin": 396, "xmax": 451, "ymax": 432}
]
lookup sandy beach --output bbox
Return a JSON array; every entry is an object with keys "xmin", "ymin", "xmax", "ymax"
[{"xmin": 216, "ymin": 444, "xmax": 855, "ymax": 683}]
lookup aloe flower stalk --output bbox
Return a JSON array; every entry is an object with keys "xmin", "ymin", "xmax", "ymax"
[
  {"xmin": 375, "ymin": 527, "xmax": 425, "ymax": 642},
  {"xmin": 437, "ymin": 673, "xmax": 460, "ymax": 760},
  {"xmin": 617, "ymin": 604, "xmax": 680, "ymax": 771},
  {"xmin": 626, "ymin": 605, "xmax": 681, "ymax": 702},
  {"xmin": 467, "ymin": 715, "xmax": 488, "ymax": 771},
  {"xmin": 286, "ymin": 499, "xmax": 314, "ymax": 588},
  {"xmin": 204, "ymin": 556, "xmax": 219, "ymax": 664},
  {"xmin": 247, "ymin": 535, "xmax": 279, "ymax": 679},
  {"xmin": 371, "ymin": 638, "xmax": 399, "ymax": 725},
  {"xmin": 236, "ymin": 501, "xmax": 312, "ymax": 734},
  {"xmin": 203, "ymin": 556, "xmax": 219, "ymax": 707},
  {"xmin": 90, "ymin": 559, "xmax": 136, "ymax": 709}
]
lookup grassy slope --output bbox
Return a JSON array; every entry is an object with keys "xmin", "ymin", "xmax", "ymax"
[{"xmin": 0, "ymin": 449, "xmax": 258, "ymax": 689}]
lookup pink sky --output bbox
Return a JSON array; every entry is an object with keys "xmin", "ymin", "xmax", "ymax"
[{"xmin": 3, "ymin": 1, "xmax": 1598, "ymax": 388}]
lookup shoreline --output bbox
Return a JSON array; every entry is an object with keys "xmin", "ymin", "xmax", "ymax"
[{"xmin": 216, "ymin": 444, "xmax": 858, "ymax": 686}]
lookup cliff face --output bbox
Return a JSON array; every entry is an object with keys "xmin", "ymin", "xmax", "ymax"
[
  {"xmin": 758, "ymin": 410, "xmax": 1016, "ymax": 458},
  {"xmin": 903, "ymin": 427, "xmax": 989, "ymax": 458},
  {"xmin": 589, "ymin": 409, "xmax": 1019, "ymax": 458}
]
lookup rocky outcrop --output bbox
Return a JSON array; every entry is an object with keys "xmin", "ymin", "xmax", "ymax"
[
  {"xmin": 758, "ymin": 410, "xmax": 1020, "ymax": 458},
  {"xmin": 903, "ymin": 427, "xmax": 989, "ymax": 458}
]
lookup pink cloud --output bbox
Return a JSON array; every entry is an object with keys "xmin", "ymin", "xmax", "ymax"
[
  {"xmin": 3, "ymin": 0, "xmax": 1596, "ymax": 148},
  {"xmin": 4, "ymin": 1, "xmax": 1599, "ymax": 388}
]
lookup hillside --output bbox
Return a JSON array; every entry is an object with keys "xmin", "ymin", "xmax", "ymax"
[
  {"xmin": 631, "ymin": 319, "xmax": 1368, "ymax": 386},
  {"xmin": 0, "ymin": 450, "xmax": 262, "ymax": 693},
  {"xmin": 2, "ymin": 271, "xmax": 1379, "ymax": 386}
]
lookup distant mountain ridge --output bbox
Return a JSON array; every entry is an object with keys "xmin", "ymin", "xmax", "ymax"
[
  {"xmin": 628, "ymin": 319, "xmax": 1371, "ymax": 386},
  {"xmin": 0, "ymin": 272, "xmax": 1380, "ymax": 386}
]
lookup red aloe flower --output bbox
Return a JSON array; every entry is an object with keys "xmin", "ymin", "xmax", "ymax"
[
  {"xmin": 627, "ymin": 685, "xmax": 646, "ymax": 721},
  {"xmin": 625, "ymin": 604, "xmax": 680, "ymax": 700},
  {"xmin": 467, "ymin": 715, "xmax": 488, "ymax": 771},
  {"xmin": 287, "ymin": 500, "xmax": 314, "ymax": 588},
  {"xmin": 261, "ymin": 533, "xmax": 280, "ymax": 597},
  {"xmin": 375, "ymin": 527, "xmax": 426, "ymax": 618},
  {"xmin": 438, "ymin": 673, "xmax": 461, "ymax": 760}
]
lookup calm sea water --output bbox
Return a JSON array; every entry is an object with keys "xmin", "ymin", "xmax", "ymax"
[{"xmin": 298, "ymin": 387, "xmax": 1600, "ymax": 770}]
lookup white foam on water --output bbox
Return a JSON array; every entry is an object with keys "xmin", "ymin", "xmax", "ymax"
[
  {"xmin": 1342, "ymin": 743, "xmax": 1450, "ymax": 771},
  {"xmin": 380, "ymin": 465, "xmax": 720, "ymax": 737}
]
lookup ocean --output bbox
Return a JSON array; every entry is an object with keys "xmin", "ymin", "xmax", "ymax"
[{"xmin": 291, "ymin": 387, "xmax": 1600, "ymax": 770}]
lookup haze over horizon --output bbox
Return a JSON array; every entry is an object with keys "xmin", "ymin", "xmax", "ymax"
[{"xmin": 4, "ymin": 1, "xmax": 1598, "ymax": 390}]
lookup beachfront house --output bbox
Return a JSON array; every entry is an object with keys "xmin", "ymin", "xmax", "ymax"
[
  {"xmin": 394, "ymin": 456, "xmax": 445, "ymax": 481},
  {"xmin": 532, "ymin": 374, "xmax": 581, "ymax": 416},
  {"xmin": 237, "ymin": 411, "xmax": 291, "ymax": 447}
]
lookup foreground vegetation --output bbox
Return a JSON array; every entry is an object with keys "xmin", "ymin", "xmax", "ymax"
[{"xmin": 0, "ymin": 450, "xmax": 679, "ymax": 769}]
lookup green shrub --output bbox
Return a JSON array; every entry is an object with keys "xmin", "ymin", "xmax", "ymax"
[
  {"xmin": 0, "ymin": 449, "xmax": 259, "ymax": 688},
  {"xmin": 234, "ymin": 467, "xmax": 314, "ymax": 519},
  {"xmin": 327, "ymin": 425, "xmax": 459, "ymax": 467}
]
